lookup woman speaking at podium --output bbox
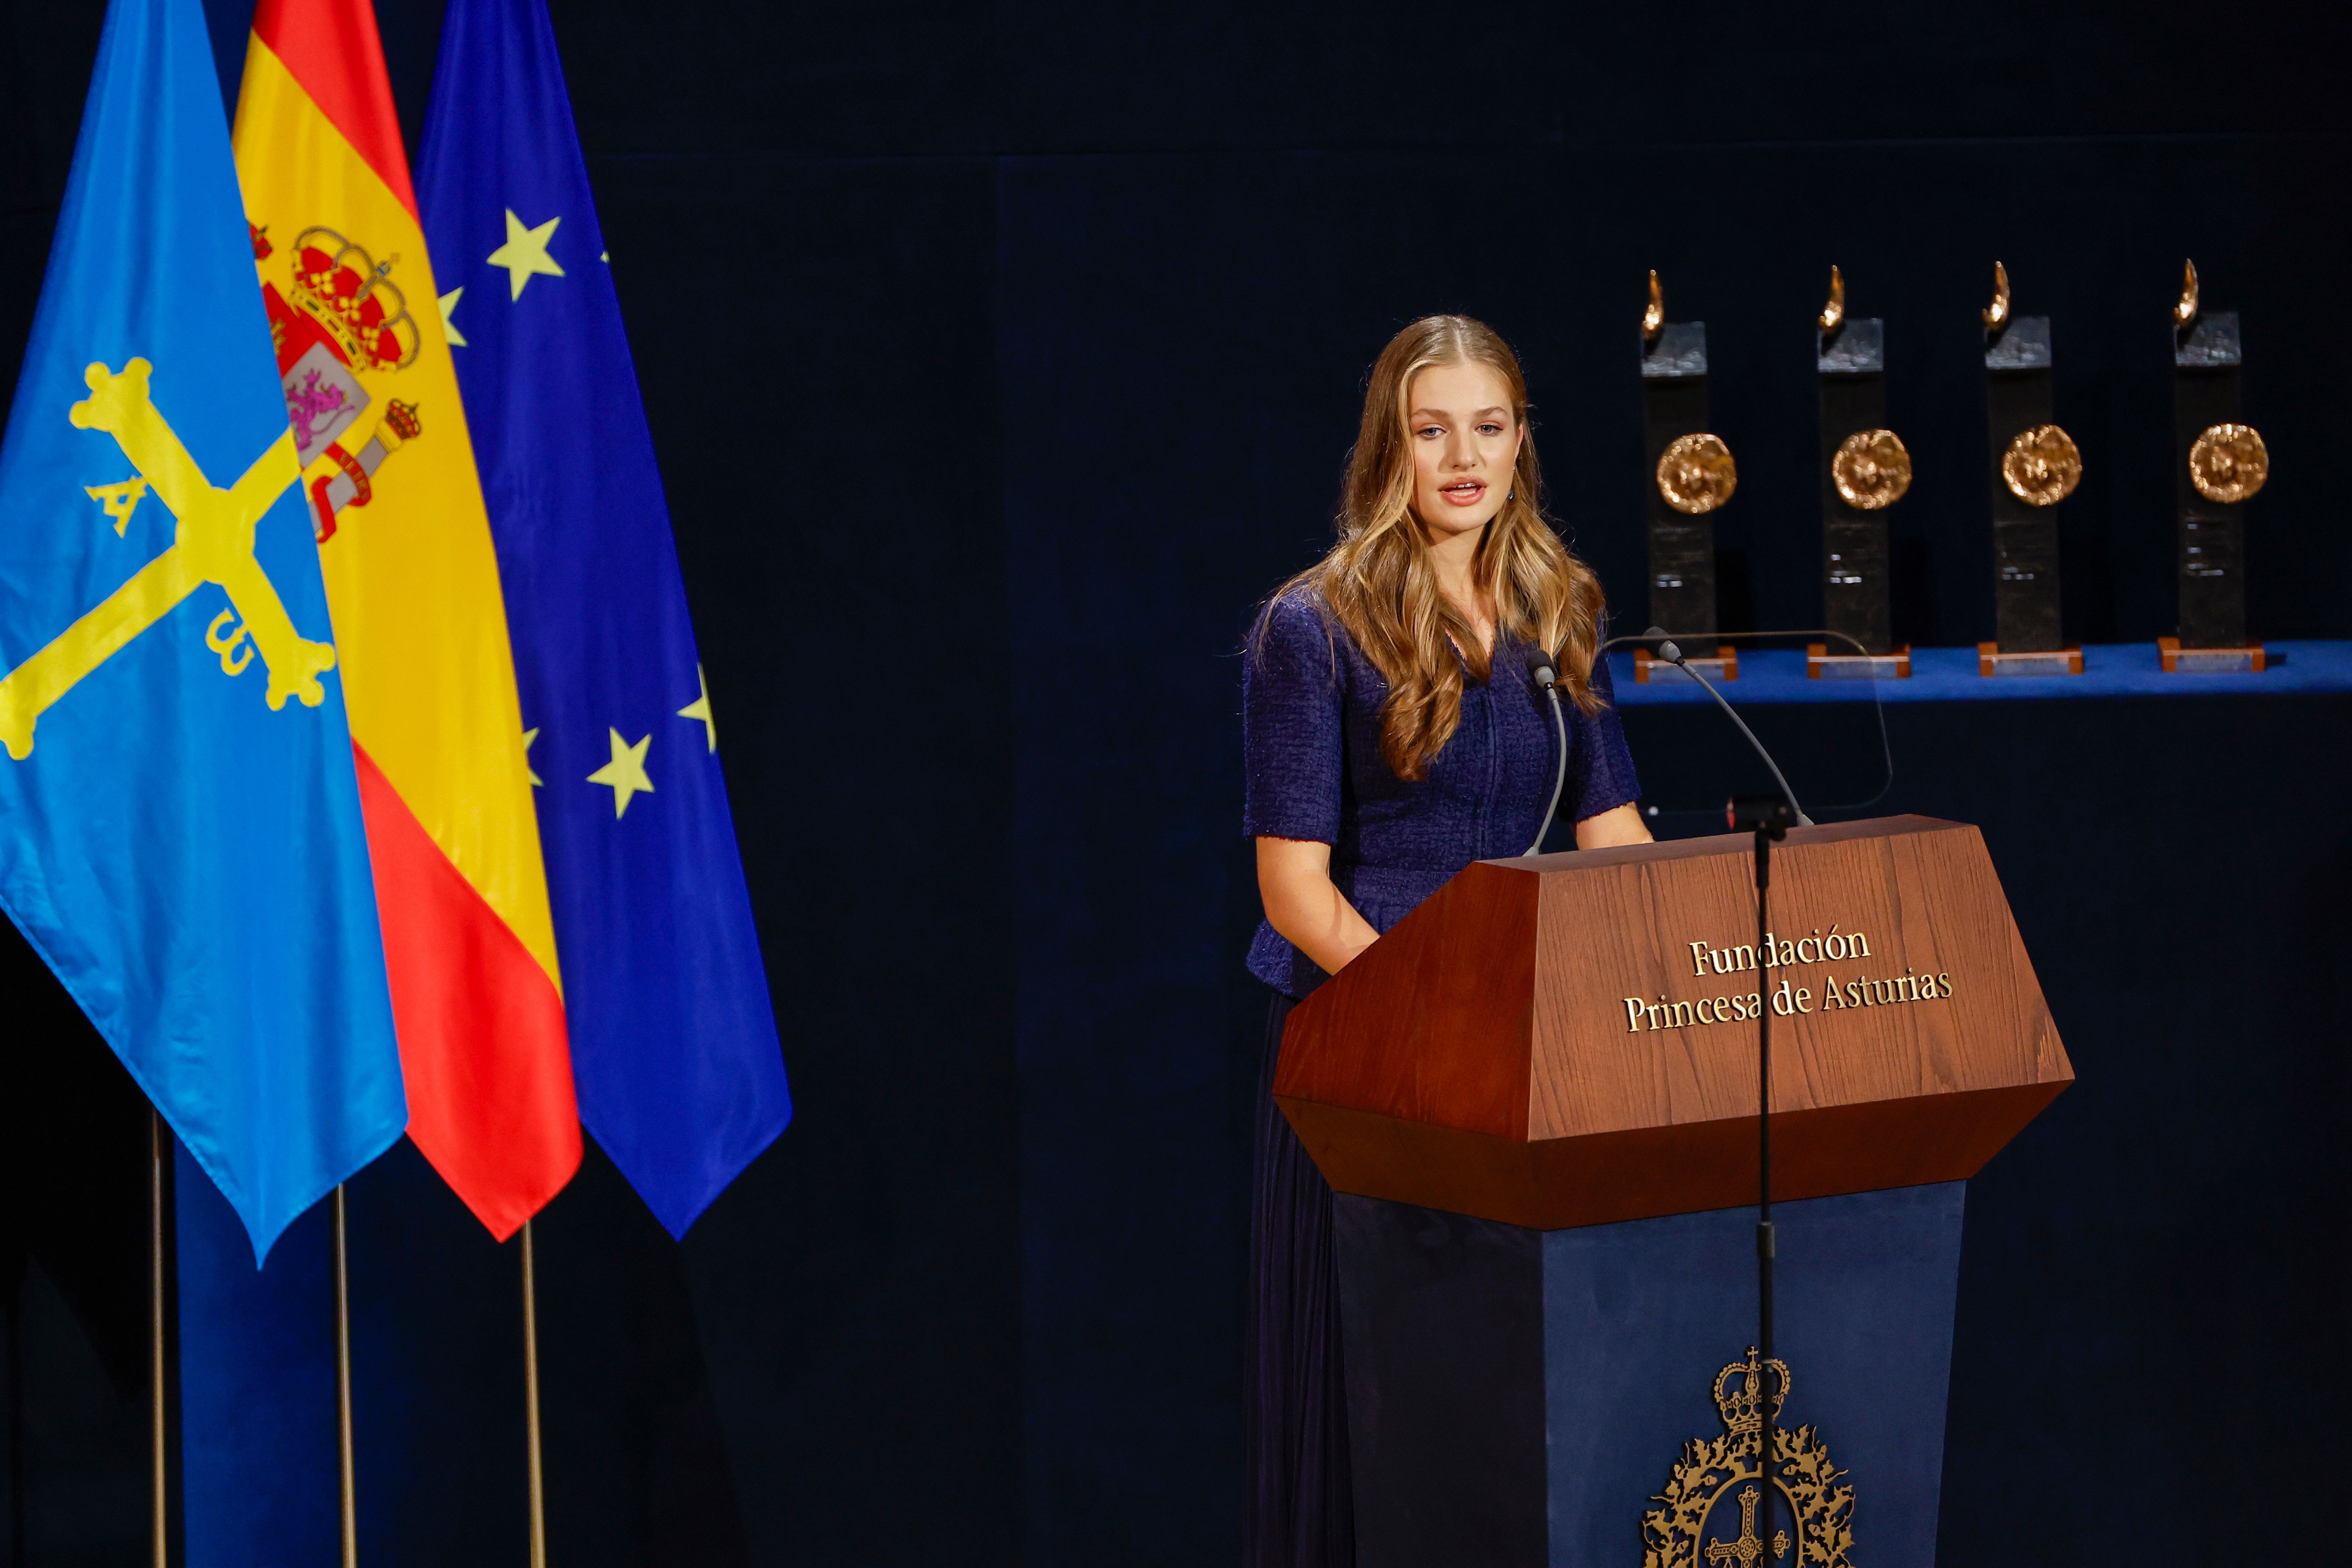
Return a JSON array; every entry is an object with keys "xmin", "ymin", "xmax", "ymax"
[{"xmin": 1241, "ymin": 315, "xmax": 1648, "ymax": 1564}]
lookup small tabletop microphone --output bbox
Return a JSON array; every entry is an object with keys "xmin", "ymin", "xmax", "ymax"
[
  {"xmin": 1643, "ymin": 627, "xmax": 1813, "ymax": 827},
  {"xmin": 1522, "ymin": 645, "xmax": 1568, "ymax": 855}
]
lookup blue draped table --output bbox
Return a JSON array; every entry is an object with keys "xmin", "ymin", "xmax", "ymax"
[{"xmin": 1606, "ymin": 640, "xmax": 2352, "ymax": 704}]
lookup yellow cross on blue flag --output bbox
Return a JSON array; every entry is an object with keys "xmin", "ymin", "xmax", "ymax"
[
  {"xmin": 0, "ymin": 0, "xmax": 403, "ymax": 1258},
  {"xmin": 416, "ymin": 0, "xmax": 790, "ymax": 1235}
]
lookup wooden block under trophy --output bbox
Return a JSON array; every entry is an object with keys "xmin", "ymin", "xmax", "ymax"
[
  {"xmin": 2162, "ymin": 259, "xmax": 2272, "ymax": 674},
  {"xmin": 1811, "ymin": 266, "xmax": 1913, "ymax": 680},
  {"xmin": 1633, "ymin": 270, "xmax": 1738, "ymax": 685},
  {"xmin": 1977, "ymin": 262, "xmax": 2084, "ymax": 676}
]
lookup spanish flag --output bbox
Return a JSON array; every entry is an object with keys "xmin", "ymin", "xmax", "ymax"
[{"xmin": 232, "ymin": 0, "xmax": 578, "ymax": 1235}]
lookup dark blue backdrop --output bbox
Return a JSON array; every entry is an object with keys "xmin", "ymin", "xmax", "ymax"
[{"xmin": 3, "ymin": 2, "xmax": 2349, "ymax": 1564}]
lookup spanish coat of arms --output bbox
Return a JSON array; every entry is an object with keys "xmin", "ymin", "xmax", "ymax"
[{"xmin": 252, "ymin": 221, "xmax": 424, "ymax": 542}]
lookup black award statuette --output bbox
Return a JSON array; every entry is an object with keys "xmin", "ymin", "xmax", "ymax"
[
  {"xmin": 1811, "ymin": 266, "xmax": 1912, "ymax": 679},
  {"xmin": 1634, "ymin": 270, "xmax": 1738, "ymax": 684},
  {"xmin": 1977, "ymin": 262, "xmax": 2084, "ymax": 676},
  {"xmin": 2162, "ymin": 259, "xmax": 2272, "ymax": 673}
]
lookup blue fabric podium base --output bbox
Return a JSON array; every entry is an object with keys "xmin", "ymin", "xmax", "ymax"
[{"xmin": 1334, "ymin": 1183, "xmax": 1967, "ymax": 1568}]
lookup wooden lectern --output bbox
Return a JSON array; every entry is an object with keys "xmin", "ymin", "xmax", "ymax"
[{"xmin": 1274, "ymin": 817, "xmax": 2071, "ymax": 1568}]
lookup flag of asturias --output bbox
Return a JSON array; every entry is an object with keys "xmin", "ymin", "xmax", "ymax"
[
  {"xmin": 0, "ymin": 0, "xmax": 402, "ymax": 1259},
  {"xmin": 232, "ymin": 0, "xmax": 580, "ymax": 1238},
  {"xmin": 417, "ymin": 0, "xmax": 791, "ymax": 1235}
]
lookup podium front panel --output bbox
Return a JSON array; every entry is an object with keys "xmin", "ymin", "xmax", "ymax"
[{"xmin": 1277, "ymin": 817, "xmax": 2071, "ymax": 1228}]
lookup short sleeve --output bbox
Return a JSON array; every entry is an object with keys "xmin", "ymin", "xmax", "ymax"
[
  {"xmin": 1242, "ymin": 595, "xmax": 1345, "ymax": 845},
  {"xmin": 1565, "ymin": 648, "xmax": 1642, "ymax": 822}
]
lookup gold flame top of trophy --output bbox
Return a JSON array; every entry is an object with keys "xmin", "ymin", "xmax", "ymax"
[
  {"xmin": 1818, "ymin": 265, "xmax": 1846, "ymax": 335},
  {"xmin": 2188, "ymin": 422, "xmax": 2268, "ymax": 503},
  {"xmin": 1656, "ymin": 433, "xmax": 1737, "ymax": 514},
  {"xmin": 2001, "ymin": 424, "xmax": 2082, "ymax": 506},
  {"xmin": 1833, "ymin": 428, "xmax": 1912, "ymax": 510},
  {"xmin": 1983, "ymin": 261, "xmax": 2011, "ymax": 331}
]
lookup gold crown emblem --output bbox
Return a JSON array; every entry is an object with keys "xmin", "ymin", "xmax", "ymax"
[
  {"xmin": 1645, "ymin": 1349, "xmax": 1853, "ymax": 1568},
  {"xmin": 290, "ymin": 226, "xmax": 420, "ymax": 373},
  {"xmin": 1710, "ymin": 1347, "xmax": 1790, "ymax": 1436}
]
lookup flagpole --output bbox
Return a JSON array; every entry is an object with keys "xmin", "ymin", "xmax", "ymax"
[
  {"xmin": 522, "ymin": 1218, "xmax": 546, "ymax": 1568},
  {"xmin": 333, "ymin": 1185, "xmax": 356, "ymax": 1568},
  {"xmin": 149, "ymin": 1110, "xmax": 167, "ymax": 1568}
]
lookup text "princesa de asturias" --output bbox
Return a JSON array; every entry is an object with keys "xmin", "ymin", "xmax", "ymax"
[{"xmin": 1619, "ymin": 924, "xmax": 1953, "ymax": 1033}]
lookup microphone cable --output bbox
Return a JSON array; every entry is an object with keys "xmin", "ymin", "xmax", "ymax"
[{"xmin": 1522, "ymin": 645, "xmax": 1570, "ymax": 856}]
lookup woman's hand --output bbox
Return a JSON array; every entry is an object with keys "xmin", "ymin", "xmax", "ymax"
[
  {"xmin": 1258, "ymin": 810, "xmax": 1648, "ymax": 976},
  {"xmin": 1255, "ymin": 837, "xmax": 1382, "ymax": 977},
  {"xmin": 1574, "ymin": 802, "xmax": 1653, "ymax": 850}
]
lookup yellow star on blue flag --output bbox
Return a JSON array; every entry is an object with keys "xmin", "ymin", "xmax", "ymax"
[{"xmin": 586, "ymin": 726, "xmax": 654, "ymax": 817}]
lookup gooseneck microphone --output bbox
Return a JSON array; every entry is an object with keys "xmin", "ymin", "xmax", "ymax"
[
  {"xmin": 1643, "ymin": 627, "xmax": 1813, "ymax": 827},
  {"xmin": 1522, "ymin": 646, "xmax": 1569, "ymax": 856}
]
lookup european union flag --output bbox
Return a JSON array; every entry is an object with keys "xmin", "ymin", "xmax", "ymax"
[
  {"xmin": 417, "ymin": 0, "xmax": 791, "ymax": 1235},
  {"xmin": 0, "ymin": 0, "xmax": 403, "ymax": 1258}
]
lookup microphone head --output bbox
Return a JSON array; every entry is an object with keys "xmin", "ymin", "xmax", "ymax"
[
  {"xmin": 1522, "ymin": 645, "xmax": 1558, "ymax": 690},
  {"xmin": 1643, "ymin": 625, "xmax": 1684, "ymax": 664}
]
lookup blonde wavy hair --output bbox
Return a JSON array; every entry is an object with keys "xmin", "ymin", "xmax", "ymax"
[{"xmin": 1272, "ymin": 314, "xmax": 1608, "ymax": 781}]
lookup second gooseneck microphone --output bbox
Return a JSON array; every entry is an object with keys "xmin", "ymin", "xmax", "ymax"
[
  {"xmin": 1523, "ymin": 646, "xmax": 1569, "ymax": 856},
  {"xmin": 1644, "ymin": 627, "xmax": 1814, "ymax": 827}
]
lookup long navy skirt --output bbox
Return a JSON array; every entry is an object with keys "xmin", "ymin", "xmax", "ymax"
[{"xmin": 1244, "ymin": 988, "xmax": 1355, "ymax": 1567}]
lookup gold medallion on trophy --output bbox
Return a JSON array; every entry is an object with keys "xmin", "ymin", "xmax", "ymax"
[
  {"xmin": 1831, "ymin": 429, "xmax": 1911, "ymax": 510},
  {"xmin": 2000, "ymin": 424, "xmax": 2082, "ymax": 506},
  {"xmin": 1656, "ymin": 433, "xmax": 1737, "ymax": 514},
  {"xmin": 2187, "ymin": 422, "xmax": 2268, "ymax": 503}
]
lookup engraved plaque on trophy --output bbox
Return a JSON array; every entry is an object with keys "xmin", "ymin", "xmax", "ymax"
[
  {"xmin": 1811, "ymin": 266, "xmax": 1912, "ymax": 679},
  {"xmin": 2162, "ymin": 260, "xmax": 2271, "ymax": 673},
  {"xmin": 1634, "ymin": 271, "xmax": 1738, "ymax": 683},
  {"xmin": 1977, "ymin": 263, "xmax": 2083, "ymax": 676}
]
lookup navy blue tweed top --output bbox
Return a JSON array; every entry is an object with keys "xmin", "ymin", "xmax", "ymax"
[{"xmin": 1242, "ymin": 591, "xmax": 1642, "ymax": 998}]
